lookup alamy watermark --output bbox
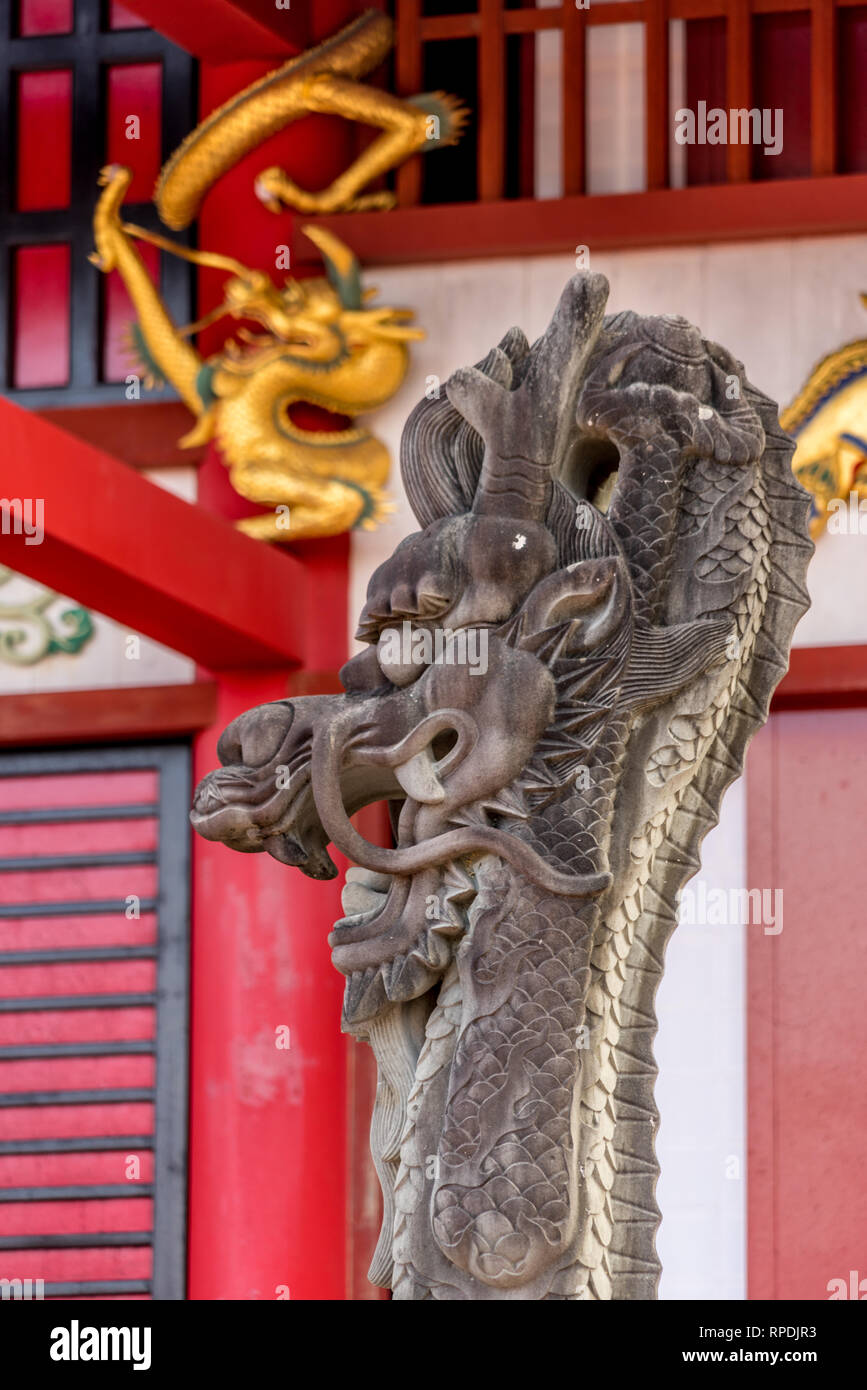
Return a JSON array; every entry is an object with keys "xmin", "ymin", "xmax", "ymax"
[
  {"xmin": 827, "ymin": 1270, "xmax": 867, "ymax": 1299},
  {"xmin": 825, "ymin": 490, "xmax": 867, "ymax": 535},
  {"xmin": 0, "ymin": 1276, "xmax": 44, "ymax": 1300},
  {"xmin": 50, "ymin": 1321, "xmax": 151, "ymax": 1370},
  {"xmin": 0, "ymin": 497, "xmax": 44, "ymax": 546},
  {"xmin": 379, "ymin": 621, "xmax": 488, "ymax": 676},
  {"xmin": 674, "ymin": 102, "xmax": 783, "ymax": 158},
  {"xmin": 677, "ymin": 882, "xmax": 783, "ymax": 935}
]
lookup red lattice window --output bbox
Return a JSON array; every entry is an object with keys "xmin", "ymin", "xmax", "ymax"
[{"xmin": 392, "ymin": 0, "xmax": 864, "ymax": 204}]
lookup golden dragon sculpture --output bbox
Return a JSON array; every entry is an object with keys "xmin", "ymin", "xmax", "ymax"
[
  {"xmin": 155, "ymin": 10, "xmax": 467, "ymax": 223},
  {"xmin": 92, "ymin": 166, "xmax": 421, "ymax": 539},
  {"xmin": 90, "ymin": 10, "xmax": 467, "ymax": 542},
  {"xmin": 783, "ymin": 293, "xmax": 867, "ymax": 537}
]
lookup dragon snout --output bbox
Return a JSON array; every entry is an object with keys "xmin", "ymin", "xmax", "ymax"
[
  {"xmin": 189, "ymin": 765, "xmax": 264, "ymax": 845},
  {"xmin": 217, "ymin": 701, "xmax": 295, "ymax": 769}
]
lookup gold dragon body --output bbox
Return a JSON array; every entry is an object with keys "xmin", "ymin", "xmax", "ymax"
[
  {"xmin": 155, "ymin": 10, "xmax": 466, "ymax": 223},
  {"xmin": 783, "ymin": 294, "xmax": 867, "ymax": 537},
  {"xmin": 92, "ymin": 166, "xmax": 422, "ymax": 540},
  {"xmin": 90, "ymin": 10, "xmax": 467, "ymax": 541}
]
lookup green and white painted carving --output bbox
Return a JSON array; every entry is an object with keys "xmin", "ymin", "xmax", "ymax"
[{"xmin": 0, "ymin": 567, "xmax": 94, "ymax": 666}]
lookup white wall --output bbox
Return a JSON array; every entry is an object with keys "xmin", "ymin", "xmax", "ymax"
[
  {"xmin": 0, "ymin": 466, "xmax": 196, "ymax": 696},
  {"xmin": 654, "ymin": 781, "xmax": 747, "ymax": 1300},
  {"xmin": 349, "ymin": 234, "xmax": 867, "ymax": 1298}
]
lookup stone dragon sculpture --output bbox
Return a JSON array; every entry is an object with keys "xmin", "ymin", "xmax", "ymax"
[
  {"xmin": 191, "ymin": 273, "xmax": 812, "ymax": 1298},
  {"xmin": 92, "ymin": 166, "xmax": 422, "ymax": 540}
]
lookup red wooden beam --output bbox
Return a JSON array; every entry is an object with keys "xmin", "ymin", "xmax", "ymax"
[
  {"xmin": 0, "ymin": 682, "xmax": 218, "ymax": 746},
  {"xmin": 38, "ymin": 402, "xmax": 206, "ymax": 472},
  {"xmin": 120, "ymin": 0, "xmax": 304, "ymax": 60},
  {"xmin": 770, "ymin": 643, "xmax": 867, "ymax": 710},
  {"xmin": 0, "ymin": 399, "xmax": 307, "ymax": 670},
  {"xmin": 297, "ymin": 171, "xmax": 867, "ymax": 263}
]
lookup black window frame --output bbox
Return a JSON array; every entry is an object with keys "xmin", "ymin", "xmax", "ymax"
[{"xmin": 0, "ymin": 0, "xmax": 196, "ymax": 408}]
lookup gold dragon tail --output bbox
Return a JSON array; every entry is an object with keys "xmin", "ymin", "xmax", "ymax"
[
  {"xmin": 156, "ymin": 11, "xmax": 393, "ymax": 229},
  {"xmin": 155, "ymin": 9, "xmax": 469, "ymax": 226},
  {"xmin": 90, "ymin": 165, "xmax": 205, "ymax": 416}
]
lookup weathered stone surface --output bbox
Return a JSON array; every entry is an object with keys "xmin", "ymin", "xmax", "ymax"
[{"xmin": 191, "ymin": 274, "xmax": 812, "ymax": 1299}]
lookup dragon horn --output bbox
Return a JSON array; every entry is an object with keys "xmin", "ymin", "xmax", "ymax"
[
  {"xmin": 445, "ymin": 273, "xmax": 610, "ymax": 522},
  {"xmin": 302, "ymin": 225, "xmax": 363, "ymax": 311}
]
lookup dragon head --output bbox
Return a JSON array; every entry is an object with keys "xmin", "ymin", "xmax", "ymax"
[
  {"xmin": 192, "ymin": 273, "xmax": 812, "ymax": 1298},
  {"xmin": 216, "ymin": 226, "xmax": 422, "ymax": 388}
]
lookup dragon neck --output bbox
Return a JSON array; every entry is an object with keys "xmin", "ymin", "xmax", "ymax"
[{"xmin": 386, "ymin": 857, "xmax": 619, "ymax": 1300}]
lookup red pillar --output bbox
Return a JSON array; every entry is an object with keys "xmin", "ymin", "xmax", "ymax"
[
  {"xmin": 189, "ymin": 670, "xmax": 350, "ymax": 1300},
  {"xmin": 184, "ymin": 11, "xmax": 374, "ymax": 1298}
]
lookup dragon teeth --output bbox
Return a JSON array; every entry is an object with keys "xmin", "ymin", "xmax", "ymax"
[{"xmin": 341, "ymin": 880, "xmax": 387, "ymax": 917}]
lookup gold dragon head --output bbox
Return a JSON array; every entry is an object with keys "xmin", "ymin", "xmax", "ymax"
[{"xmin": 212, "ymin": 227, "xmax": 422, "ymax": 372}]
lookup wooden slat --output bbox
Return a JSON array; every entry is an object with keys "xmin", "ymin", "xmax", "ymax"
[
  {"xmin": 670, "ymin": 0, "xmax": 728, "ymax": 15},
  {"xmin": 562, "ymin": 2, "xmax": 587, "ymax": 197},
  {"xmin": 421, "ymin": 3, "xmax": 651, "ymax": 38},
  {"xmin": 395, "ymin": 0, "xmax": 424, "ymax": 207},
  {"xmin": 478, "ymin": 0, "xmax": 507, "ymax": 200},
  {"xmin": 421, "ymin": 14, "xmax": 481, "ymax": 40},
  {"xmin": 810, "ymin": 0, "xmax": 837, "ymax": 176},
  {"xmin": 676, "ymin": 0, "xmax": 805, "ymax": 11},
  {"xmin": 515, "ymin": 0, "xmax": 538, "ymax": 198},
  {"xmin": 506, "ymin": 7, "xmax": 564, "ymax": 34},
  {"xmin": 645, "ymin": 0, "xmax": 670, "ymax": 190},
  {"xmin": 415, "ymin": 0, "xmax": 815, "ymax": 36},
  {"xmin": 726, "ymin": 0, "xmax": 753, "ymax": 181},
  {"xmin": 579, "ymin": 1, "xmax": 647, "ymax": 22}
]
